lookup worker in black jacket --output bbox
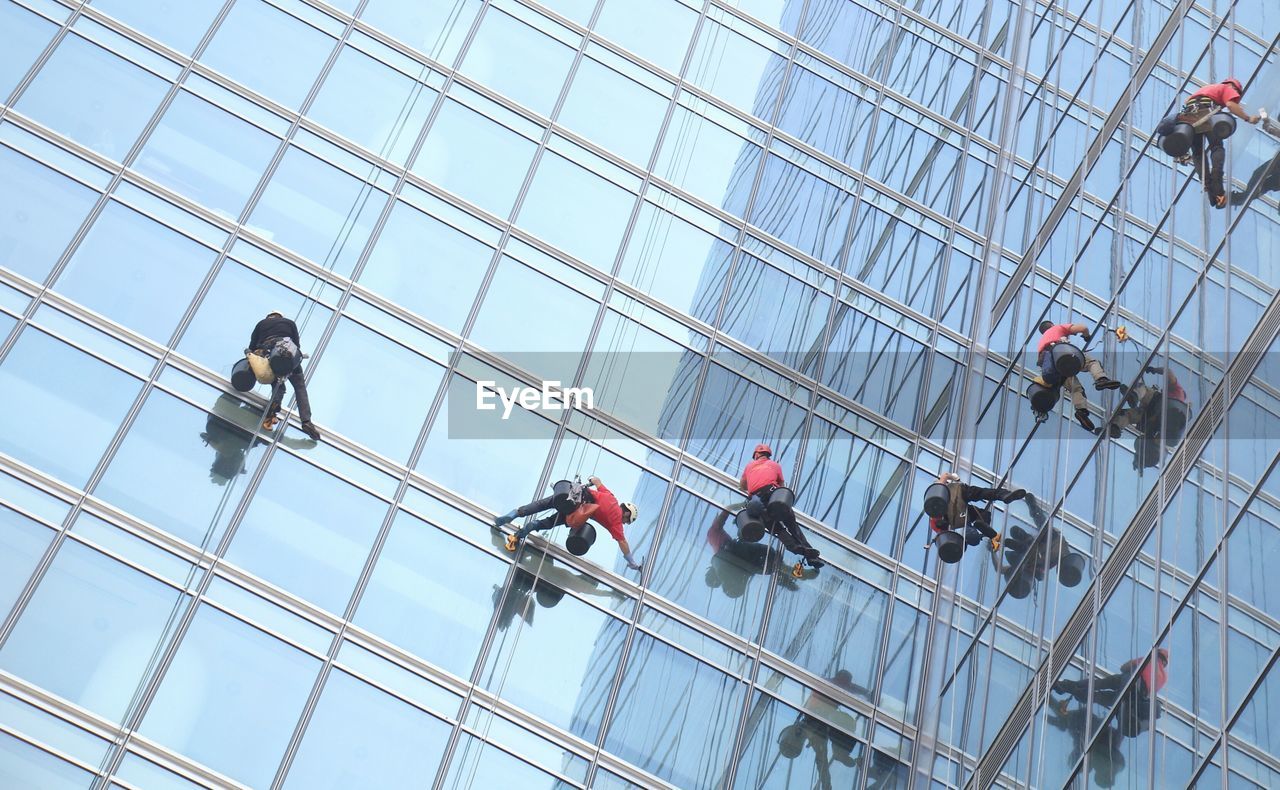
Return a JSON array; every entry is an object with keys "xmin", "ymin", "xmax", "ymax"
[{"xmin": 249, "ymin": 312, "xmax": 320, "ymax": 439}]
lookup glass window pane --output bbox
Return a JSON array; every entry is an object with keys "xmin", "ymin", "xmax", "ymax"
[
  {"xmin": 91, "ymin": 0, "xmax": 225, "ymax": 55},
  {"xmin": 517, "ymin": 149, "xmax": 636, "ymax": 271},
  {"xmin": 16, "ymin": 34, "xmax": 169, "ymax": 161},
  {"xmin": 133, "ymin": 91, "xmax": 280, "ymax": 219},
  {"xmin": 443, "ymin": 733, "xmax": 558, "ymax": 788},
  {"xmin": 304, "ymin": 318, "xmax": 446, "ymax": 461},
  {"xmin": 799, "ymin": 0, "xmax": 894, "ymax": 77},
  {"xmin": 412, "ymin": 98, "xmax": 537, "ymax": 219},
  {"xmin": 200, "ymin": 0, "xmax": 335, "ymax": 109},
  {"xmin": 558, "ymin": 55, "xmax": 667, "ymax": 166},
  {"xmin": 55, "ymin": 201, "xmax": 217, "ymax": 343},
  {"xmin": 615, "ymin": 202, "xmax": 731, "ymax": 323},
  {"xmin": 0, "ymin": 508, "xmax": 54, "ymax": 624},
  {"xmin": 0, "ymin": 2, "xmax": 57, "ymax": 99},
  {"xmin": 720, "ymin": 252, "xmax": 831, "ymax": 371},
  {"xmin": 0, "ymin": 329, "xmax": 142, "ymax": 486},
  {"xmin": 654, "ymin": 106, "xmax": 758, "ymax": 218},
  {"xmin": 480, "ymin": 574, "xmax": 617, "ymax": 739},
  {"xmin": 749, "ymin": 154, "xmax": 854, "ymax": 268},
  {"xmin": 95, "ymin": 391, "xmax": 272, "ymax": 547},
  {"xmin": 603, "ymin": 632, "xmax": 746, "ymax": 788},
  {"xmin": 358, "ymin": 0, "xmax": 481, "ymax": 65},
  {"xmin": 247, "ymin": 147, "xmax": 389, "ymax": 277},
  {"xmin": 355, "ymin": 510, "xmax": 508, "ymax": 679},
  {"xmin": 687, "ymin": 17, "xmax": 783, "ymax": 121},
  {"xmin": 0, "ymin": 539, "xmax": 182, "ymax": 721},
  {"xmin": 460, "ymin": 7, "xmax": 575, "ymax": 117},
  {"xmin": 308, "ymin": 46, "xmax": 435, "ymax": 165},
  {"xmin": 731, "ymin": 690, "xmax": 865, "ymax": 789},
  {"xmin": 0, "ymin": 732, "xmax": 93, "ymax": 790},
  {"xmin": 140, "ymin": 606, "xmax": 320, "ymax": 788},
  {"xmin": 357, "ymin": 201, "xmax": 492, "ymax": 334},
  {"xmin": 283, "ymin": 669, "xmax": 451, "ymax": 789},
  {"xmin": 0, "ymin": 145, "xmax": 99, "ymax": 284},
  {"xmin": 227, "ymin": 452, "xmax": 387, "ymax": 614},
  {"xmin": 595, "ymin": 0, "xmax": 698, "ymax": 75}
]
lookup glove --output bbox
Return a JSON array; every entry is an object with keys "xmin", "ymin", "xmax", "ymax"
[
  {"xmin": 494, "ymin": 510, "xmax": 517, "ymax": 527},
  {"xmin": 628, "ymin": 560, "xmax": 644, "ymax": 572},
  {"xmin": 1080, "ymin": 331, "xmax": 1093, "ymax": 344},
  {"xmin": 1144, "ymin": 365, "xmax": 1164, "ymax": 374}
]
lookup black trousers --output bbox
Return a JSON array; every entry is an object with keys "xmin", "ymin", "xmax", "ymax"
[
  {"xmin": 1191, "ymin": 133, "xmax": 1226, "ymax": 199},
  {"xmin": 513, "ymin": 491, "xmax": 593, "ymax": 540},
  {"xmin": 267, "ymin": 363, "xmax": 312, "ymax": 422},
  {"xmin": 746, "ymin": 487, "xmax": 813, "ymax": 554}
]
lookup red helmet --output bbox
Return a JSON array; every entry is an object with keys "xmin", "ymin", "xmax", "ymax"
[
  {"xmin": 753, "ymin": 443, "xmax": 772, "ymax": 458},
  {"xmin": 1225, "ymin": 77, "xmax": 1243, "ymax": 93}
]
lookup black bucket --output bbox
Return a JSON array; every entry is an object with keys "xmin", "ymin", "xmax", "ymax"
[
  {"xmin": 550, "ymin": 479, "xmax": 574, "ymax": 513},
  {"xmin": 936, "ymin": 530, "xmax": 965, "ymax": 563},
  {"xmin": 1007, "ymin": 575, "xmax": 1033, "ymax": 599},
  {"xmin": 1026, "ymin": 380, "xmax": 1060, "ymax": 413},
  {"xmin": 765, "ymin": 487, "xmax": 796, "ymax": 521},
  {"xmin": 778, "ymin": 724, "xmax": 804, "ymax": 759},
  {"xmin": 1209, "ymin": 112, "xmax": 1236, "ymax": 140},
  {"xmin": 230, "ymin": 358, "xmax": 256, "ymax": 392},
  {"xmin": 922, "ymin": 483, "xmax": 950, "ymax": 518},
  {"xmin": 964, "ymin": 526, "xmax": 983, "ymax": 546},
  {"xmin": 535, "ymin": 582, "xmax": 565, "ymax": 608},
  {"xmin": 735, "ymin": 508, "xmax": 766, "ymax": 543},
  {"xmin": 1051, "ymin": 343, "xmax": 1085, "ymax": 378},
  {"xmin": 1160, "ymin": 123, "xmax": 1195, "ymax": 156},
  {"xmin": 1058, "ymin": 551, "xmax": 1085, "ymax": 587},
  {"xmin": 565, "ymin": 522, "xmax": 596, "ymax": 556}
]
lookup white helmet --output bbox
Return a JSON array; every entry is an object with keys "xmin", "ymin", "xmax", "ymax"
[{"xmin": 621, "ymin": 502, "xmax": 639, "ymax": 524}]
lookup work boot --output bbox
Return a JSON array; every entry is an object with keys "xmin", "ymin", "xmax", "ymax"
[
  {"xmin": 1108, "ymin": 422, "xmax": 1123, "ymax": 438},
  {"xmin": 262, "ymin": 414, "xmax": 278, "ymax": 431},
  {"xmin": 1212, "ymin": 193, "xmax": 1227, "ymax": 209},
  {"xmin": 807, "ymin": 557, "xmax": 826, "ymax": 569},
  {"xmin": 1093, "ymin": 377, "xmax": 1121, "ymax": 391},
  {"xmin": 300, "ymin": 421, "xmax": 321, "ymax": 440},
  {"xmin": 801, "ymin": 546, "xmax": 821, "ymax": 560},
  {"xmin": 505, "ymin": 533, "xmax": 520, "ymax": 552},
  {"xmin": 1075, "ymin": 409, "xmax": 1096, "ymax": 432},
  {"xmin": 494, "ymin": 510, "xmax": 517, "ymax": 527},
  {"xmin": 1001, "ymin": 488, "xmax": 1027, "ymax": 503}
]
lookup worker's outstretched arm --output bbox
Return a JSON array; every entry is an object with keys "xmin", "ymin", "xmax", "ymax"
[
  {"xmin": 617, "ymin": 538, "xmax": 642, "ymax": 571},
  {"xmin": 1225, "ymin": 100, "xmax": 1260, "ymax": 124}
]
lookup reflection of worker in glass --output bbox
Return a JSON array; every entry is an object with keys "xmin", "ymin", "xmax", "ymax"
[
  {"xmin": 778, "ymin": 671, "xmax": 866, "ymax": 787},
  {"xmin": 1230, "ymin": 150, "xmax": 1280, "ymax": 207},
  {"xmin": 1052, "ymin": 648, "xmax": 1169, "ymax": 737},
  {"xmin": 1035, "ymin": 320, "xmax": 1119, "ymax": 432},
  {"xmin": 1108, "ymin": 367, "xmax": 1191, "ymax": 470},
  {"xmin": 249, "ymin": 311, "xmax": 320, "ymax": 439},
  {"xmin": 929, "ymin": 472, "xmax": 1026, "ymax": 551},
  {"xmin": 998, "ymin": 492, "xmax": 1087, "ymax": 598},
  {"xmin": 740, "ymin": 444, "xmax": 822, "ymax": 566},
  {"xmin": 200, "ymin": 394, "xmax": 316, "ymax": 485},
  {"xmin": 1045, "ymin": 703, "xmax": 1127, "ymax": 788},
  {"xmin": 705, "ymin": 509, "xmax": 806, "ymax": 596},
  {"xmin": 487, "ymin": 531, "xmax": 616, "ymax": 630}
]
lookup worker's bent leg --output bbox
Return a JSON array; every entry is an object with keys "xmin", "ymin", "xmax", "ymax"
[
  {"xmin": 268, "ymin": 378, "xmax": 287, "ymax": 417},
  {"xmin": 515, "ymin": 514, "xmax": 561, "ymax": 541},
  {"xmin": 1206, "ymin": 139, "xmax": 1226, "ymax": 199},
  {"xmin": 288, "ymin": 366, "xmax": 312, "ymax": 423},
  {"xmin": 966, "ymin": 505, "xmax": 998, "ymax": 539},
  {"xmin": 1063, "ymin": 376, "xmax": 1087, "ymax": 410},
  {"xmin": 515, "ymin": 495, "xmax": 558, "ymax": 518}
]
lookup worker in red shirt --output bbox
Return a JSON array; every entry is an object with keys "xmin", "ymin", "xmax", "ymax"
[
  {"xmin": 739, "ymin": 444, "xmax": 823, "ymax": 566},
  {"xmin": 497, "ymin": 476, "xmax": 642, "ymax": 570},
  {"xmin": 1052, "ymin": 648, "xmax": 1169, "ymax": 737},
  {"xmin": 1035, "ymin": 319, "xmax": 1119, "ymax": 432},
  {"xmin": 1176, "ymin": 78, "xmax": 1260, "ymax": 207}
]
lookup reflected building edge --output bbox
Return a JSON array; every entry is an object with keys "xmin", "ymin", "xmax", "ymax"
[{"xmin": 0, "ymin": 0, "xmax": 1277, "ymax": 788}]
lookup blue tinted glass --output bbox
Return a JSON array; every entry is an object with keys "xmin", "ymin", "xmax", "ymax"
[
  {"xmin": 359, "ymin": 0, "xmax": 481, "ymax": 65},
  {"xmin": 308, "ymin": 46, "xmax": 435, "ymax": 165},
  {"xmin": 0, "ymin": 146, "xmax": 99, "ymax": 283},
  {"xmin": 479, "ymin": 575, "xmax": 616, "ymax": 739},
  {"xmin": 0, "ymin": 539, "xmax": 181, "ymax": 721},
  {"xmin": 200, "ymin": 0, "xmax": 334, "ymax": 109},
  {"xmin": 141, "ymin": 606, "xmax": 319, "ymax": 788},
  {"xmin": 0, "ymin": 3, "xmax": 56, "ymax": 99},
  {"xmin": 176, "ymin": 260, "xmax": 334, "ymax": 375},
  {"xmin": 720, "ymin": 253, "xmax": 831, "ymax": 371},
  {"xmin": 558, "ymin": 56, "xmax": 667, "ymax": 166},
  {"xmin": 595, "ymin": 0, "xmax": 698, "ymax": 74},
  {"xmin": 654, "ymin": 106, "xmax": 758, "ymax": 218},
  {"xmin": 91, "ymin": 0, "xmax": 225, "ymax": 54},
  {"xmin": 0, "ymin": 329, "xmax": 141, "ymax": 486},
  {"xmin": 517, "ymin": 150, "xmax": 636, "ymax": 271},
  {"xmin": 460, "ymin": 8, "xmax": 575, "ymax": 116},
  {"xmin": 227, "ymin": 452, "xmax": 387, "ymax": 614},
  {"xmin": 800, "ymin": 0, "xmax": 894, "ymax": 77},
  {"xmin": 750, "ymin": 154, "xmax": 854, "ymax": 267},
  {"xmin": 134, "ymin": 91, "xmax": 280, "ymax": 219},
  {"xmin": 355, "ymin": 510, "xmax": 508, "ymax": 678},
  {"xmin": 249, "ymin": 147, "xmax": 388, "ymax": 276},
  {"xmin": 0, "ymin": 508, "xmax": 53, "ymax": 623},
  {"xmin": 444, "ymin": 733, "xmax": 557, "ymax": 788},
  {"xmin": 616, "ymin": 203, "xmax": 731, "ymax": 322},
  {"xmin": 95, "ymin": 391, "xmax": 271, "ymax": 546},
  {"xmin": 303, "ymin": 318, "xmax": 446, "ymax": 460},
  {"xmin": 688, "ymin": 19, "xmax": 783, "ymax": 121},
  {"xmin": 537, "ymin": 0, "xmax": 596, "ymax": 24},
  {"xmin": 413, "ymin": 99, "xmax": 537, "ymax": 219},
  {"xmin": 283, "ymin": 670, "xmax": 451, "ymax": 789},
  {"xmin": 17, "ymin": 34, "xmax": 169, "ymax": 161},
  {"xmin": 55, "ymin": 201, "xmax": 217, "ymax": 343},
  {"xmin": 731, "ymin": 691, "xmax": 864, "ymax": 789},
  {"xmin": 357, "ymin": 201, "xmax": 491, "ymax": 333},
  {"xmin": 0, "ymin": 732, "xmax": 93, "ymax": 790}
]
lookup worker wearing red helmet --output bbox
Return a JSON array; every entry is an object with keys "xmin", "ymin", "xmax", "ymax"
[
  {"xmin": 1180, "ymin": 78, "xmax": 1260, "ymax": 207},
  {"xmin": 739, "ymin": 443, "xmax": 823, "ymax": 566}
]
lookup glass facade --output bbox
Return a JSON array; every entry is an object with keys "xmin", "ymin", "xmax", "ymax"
[{"xmin": 0, "ymin": 0, "xmax": 1276, "ymax": 787}]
